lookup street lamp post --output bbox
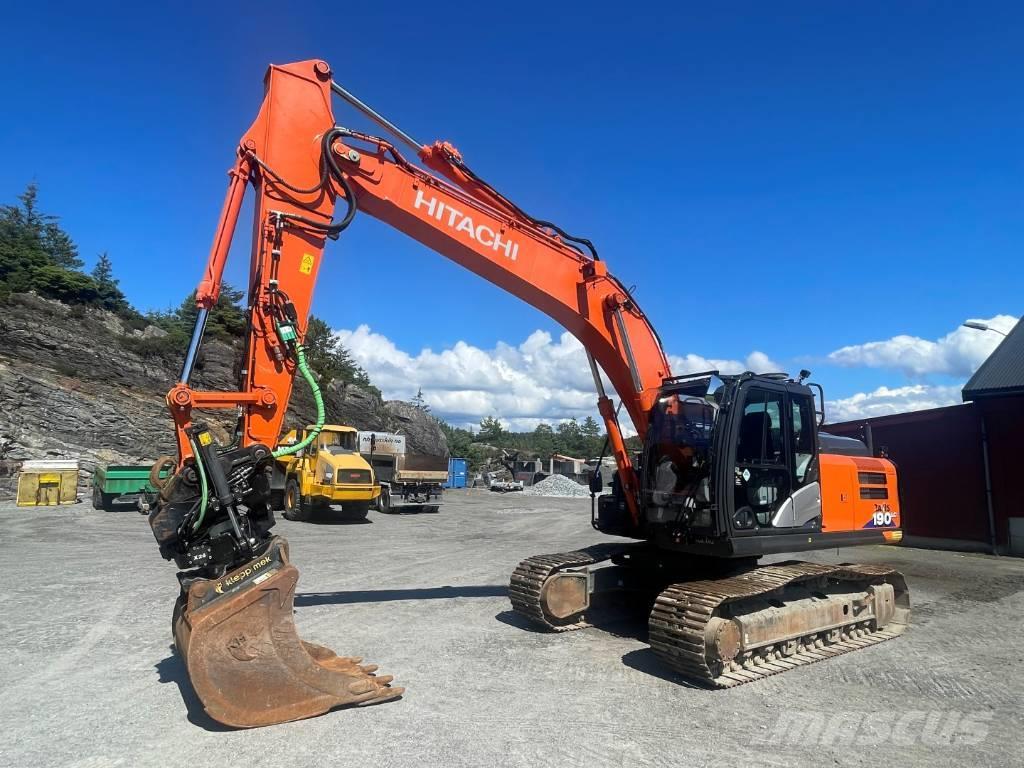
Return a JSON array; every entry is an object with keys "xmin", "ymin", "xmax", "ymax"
[
  {"xmin": 962, "ymin": 321, "xmax": 1008, "ymax": 337},
  {"xmin": 961, "ymin": 319, "xmax": 1008, "ymax": 555}
]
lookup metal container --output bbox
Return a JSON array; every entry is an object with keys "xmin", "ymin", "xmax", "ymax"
[
  {"xmin": 446, "ymin": 457, "xmax": 468, "ymax": 489},
  {"xmin": 17, "ymin": 459, "xmax": 79, "ymax": 507}
]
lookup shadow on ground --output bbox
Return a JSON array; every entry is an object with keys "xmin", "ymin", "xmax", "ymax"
[
  {"xmin": 494, "ymin": 608, "xmax": 708, "ymax": 688},
  {"xmin": 300, "ymin": 514, "xmax": 374, "ymax": 526},
  {"xmin": 295, "ymin": 584, "xmax": 507, "ymax": 607},
  {"xmin": 620, "ymin": 648, "xmax": 708, "ymax": 689},
  {"xmin": 155, "ymin": 648, "xmax": 234, "ymax": 732},
  {"xmin": 494, "ymin": 602, "xmax": 651, "ymax": 640}
]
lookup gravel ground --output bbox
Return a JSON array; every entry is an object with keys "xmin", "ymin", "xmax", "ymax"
[{"xmin": 0, "ymin": 490, "xmax": 1021, "ymax": 768}]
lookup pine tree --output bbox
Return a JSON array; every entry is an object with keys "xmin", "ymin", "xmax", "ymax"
[
  {"xmin": 1, "ymin": 183, "xmax": 87, "ymax": 299},
  {"xmin": 556, "ymin": 418, "xmax": 584, "ymax": 455},
  {"xmin": 478, "ymin": 416, "xmax": 505, "ymax": 441},
  {"xmin": 6, "ymin": 183, "xmax": 83, "ymax": 270},
  {"xmin": 0, "ymin": 187, "xmax": 50, "ymax": 285},
  {"xmin": 532, "ymin": 422, "xmax": 555, "ymax": 458},
  {"xmin": 91, "ymin": 252, "xmax": 114, "ymax": 286},
  {"xmin": 412, "ymin": 387, "xmax": 430, "ymax": 411},
  {"xmin": 173, "ymin": 283, "xmax": 247, "ymax": 340},
  {"xmin": 90, "ymin": 252, "xmax": 128, "ymax": 312},
  {"xmin": 42, "ymin": 222, "xmax": 82, "ymax": 270},
  {"xmin": 302, "ymin": 314, "xmax": 374, "ymax": 389},
  {"xmin": 15, "ymin": 183, "xmax": 42, "ymax": 230}
]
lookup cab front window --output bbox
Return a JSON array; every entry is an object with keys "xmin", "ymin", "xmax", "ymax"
[{"xmin": 320, "ymin": 430, "xmax": 357, "ymax": 454}]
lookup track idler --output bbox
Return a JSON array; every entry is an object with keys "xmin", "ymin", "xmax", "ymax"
[{"xmin": 173, "ymin": 537, "xmax": 402, "ymax": 728}]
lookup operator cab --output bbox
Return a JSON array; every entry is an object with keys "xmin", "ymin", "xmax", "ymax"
[{"xmin": 598, "ymin": 371, "xmax": 838, "ymax": 556}]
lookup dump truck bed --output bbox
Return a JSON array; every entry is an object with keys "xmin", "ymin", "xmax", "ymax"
[
  {"xmin": 393, "ymin": 454, "xmax": 449, "ymax": 483},
  {"xmin": 365, "ymin": 453, "xmax": 448, "ymax": 484}
]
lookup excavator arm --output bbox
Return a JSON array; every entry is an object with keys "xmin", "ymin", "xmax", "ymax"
[{"xmin": 149, "ymin": 59, "xmax": 673, "ymax": 728}]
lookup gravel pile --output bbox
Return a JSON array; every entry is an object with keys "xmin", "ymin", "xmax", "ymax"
[{"xmin": 523, "ymin": 473, "xmax": 595, "ymax": 498}]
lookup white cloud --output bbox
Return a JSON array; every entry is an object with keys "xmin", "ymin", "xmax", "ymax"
[
  {"xmin": 669, "ymin": 350, "xmax": 782, "ymax": 376},
  {"xmin": 335, "ymin": 324, "xmax": 778, "ymax": 430},
  {"xmin": 337, "ymin": 311, "xmax": 1017, "ymax": 430},
  {"xmin": 826, "ymin": 384, "xmax": 964, "ymax": 423},
  {"xmin": 827, "ymin": 315, "xmax": 1017, "ymax": 378}
]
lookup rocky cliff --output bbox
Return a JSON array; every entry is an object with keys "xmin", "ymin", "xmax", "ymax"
[{"xmin": 0, "ymin": 293, "xmax": 446, "ymax": 498}]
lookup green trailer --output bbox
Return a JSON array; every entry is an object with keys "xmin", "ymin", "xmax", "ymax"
[{"xmin": 92, "ymin": 464, "xmax": 167, "ymax": 512}]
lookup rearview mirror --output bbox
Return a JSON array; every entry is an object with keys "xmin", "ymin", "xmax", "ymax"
[
  {"xmin": 589, "ymin": 469, "xmax": 603, "ymax": 494},
  {"xmin": 808, "ymin": 382, "xmax": 826, "ymax": 426}
]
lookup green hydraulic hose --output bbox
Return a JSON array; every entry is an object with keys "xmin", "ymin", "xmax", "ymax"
[
  {"xmin": 184, "ymin": 341, "xmax": 320, "ymax": 532},
  {"xmin": 273, "ymin": 343, "xmax": 325, "ymax": 458},
  {"xmin": 187, "ymin": 343, "xmax": 321, "ymax": 531},
  {"xmin": 190, "ymin": 438, "xmax": 210, "ymax": 531}
]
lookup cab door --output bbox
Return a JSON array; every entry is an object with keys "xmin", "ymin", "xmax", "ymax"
[
  {"xmin": 726, "ymin": 382, "xmax": 821, "ymax": 534},
  {"xmin": 770, "ymin": 392, "xmax": 822, "ymax": 528},
  {"xmin": 729, "ymin": 384, "xmax": 790, "ymax": 531}
]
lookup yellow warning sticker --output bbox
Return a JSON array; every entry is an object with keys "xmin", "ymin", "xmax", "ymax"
[
  {"xmin": 299, "ymin": 253, "xmax": 315, "ymax": 275},
  {"xmin": 198, "ymin": 431, "xmax": 212, "ymax": 446}
]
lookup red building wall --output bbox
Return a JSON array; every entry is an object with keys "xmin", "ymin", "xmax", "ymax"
[
  {"xmin": 826, "ymin": 404, "xmax": 990, "ymax": 545},
  {"xmin": 974, "ymin": 397, "xmax": 1024, "ymax": 548}
]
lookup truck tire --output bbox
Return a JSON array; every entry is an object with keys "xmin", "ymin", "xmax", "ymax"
[
  {"xmin": 93, "ymin": 488, "xmax": 118, "ymax": 510},
  {"xmin": 423, "ymin": 505, "xmax": 440, "ymax": 514},
  {"xmin": 341, "ymin": 501, "xmax": 370, "ymax": 522},
  {"xmin": 282, "ymin": 479, "xmax": 308, "ymax": 522},
  {"xmin": 376, "ymin": 488, "xmax": 392, "ymax": 514},
  {"xmin": 269, "ymin": 490, "xmax": 284, "ymax": 511}
]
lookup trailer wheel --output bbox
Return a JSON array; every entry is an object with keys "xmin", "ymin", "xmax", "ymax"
[
  {"xmin": 92, "ymin": 486, "xmax": 105, "ymax": 510},
  {"xmin": 282, "ymin": 479, "xmax": 307, "ymax": 521},
  {"xmin": 376, "ymin": 488, "xmax": 392, "ymax": 514}
]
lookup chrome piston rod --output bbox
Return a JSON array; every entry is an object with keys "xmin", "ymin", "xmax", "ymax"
[
  {"xmin": 331, "ymin": 81, "xmax": 423, "ymax": 153},
  {"xmin": 179, "ymin": 307, "xmax": 209, "ymax": 385}
]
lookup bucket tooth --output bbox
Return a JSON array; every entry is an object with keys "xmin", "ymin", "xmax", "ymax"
[{"xmin": 173, "ymin": 537, "xmax": 402, "ymax": 728}]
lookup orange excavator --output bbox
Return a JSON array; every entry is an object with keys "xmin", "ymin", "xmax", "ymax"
[{"xmin": 149, "ymin": 60, "xmax": 910, "ymax": 728}]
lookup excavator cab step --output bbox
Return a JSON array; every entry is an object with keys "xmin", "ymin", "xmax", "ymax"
[{"xmin": 173, "ymin": 537, "xmax": 402, "ymax": 728}]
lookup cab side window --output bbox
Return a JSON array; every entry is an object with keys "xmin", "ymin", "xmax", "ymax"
[{"xmin": 789, "ymin": 396, "xmax": 815, "ymax": 485}]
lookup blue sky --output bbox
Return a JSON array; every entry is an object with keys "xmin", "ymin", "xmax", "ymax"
[{"xmin": 1, "ymin": 2, "xmax": 1020, "ymax": 428}]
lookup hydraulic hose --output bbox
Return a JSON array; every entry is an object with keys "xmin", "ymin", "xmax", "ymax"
[
  {"xmin": 189, "ymin": 438, "xmax": 210, "ymax": 531},
  {"xmin": 273, "ymin": 343, "xmax": 325, "ymax": 458},
  {"xmin": 246, "ymin": 127, "xmax": 358, "ymax": 240}
]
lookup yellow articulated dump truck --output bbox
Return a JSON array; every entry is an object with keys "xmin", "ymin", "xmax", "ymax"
[{"xmin": 272, "ymin": 424, "xmax": 380, "ymax": 522}]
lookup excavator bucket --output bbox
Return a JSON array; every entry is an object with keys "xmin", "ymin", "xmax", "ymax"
[{"xmin": 173, "ymin": 537, "xmax": 402, "ymax": 728}]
